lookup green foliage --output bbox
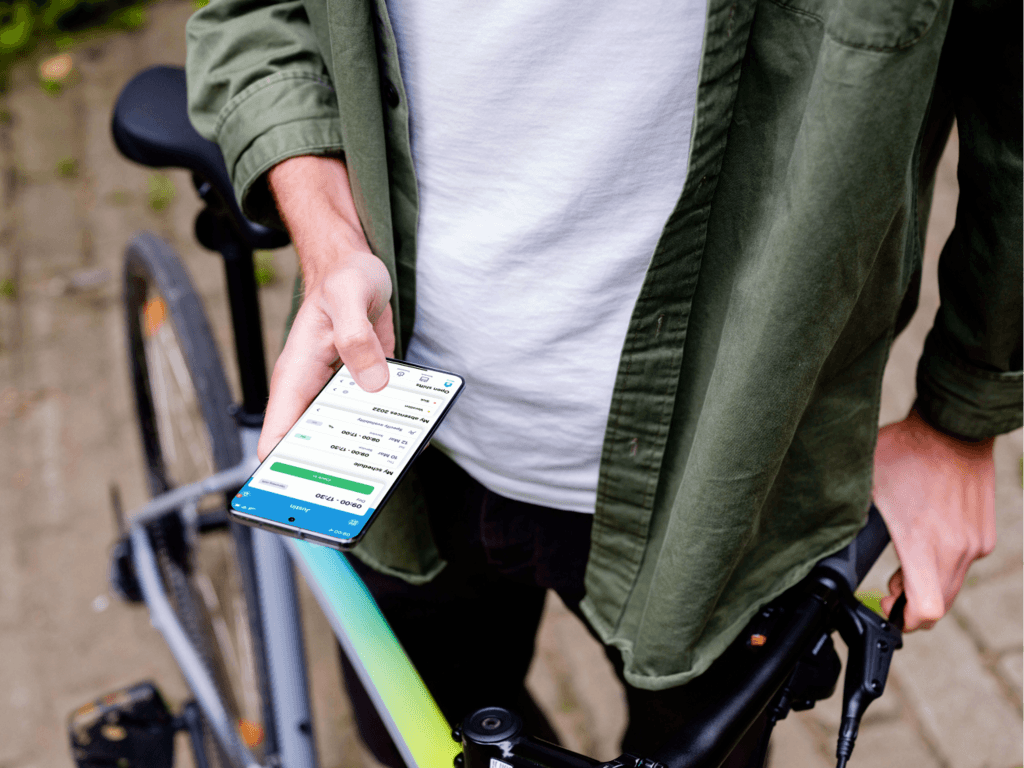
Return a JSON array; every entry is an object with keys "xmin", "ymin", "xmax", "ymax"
[
  {"xmin": 0, "ymin": 0, "xmax": 150, "ymax": 82},
  {"xmin": 147, "ymin": 173, "xmax": 175, "ymax": 212},
  {"xmin": 854, "ymin": 589, "xmax": 885, "ymax": 618},
  {"xmin": 56, "ymin": 156, "xmax": 78, "ymax": 178},
  {"xmin": 110, "ymin": 4, "xmax": 145, "ymax": 29},
  {"xmin": 0, "ymin": 277, "xmax": 17, "ymax": 298},
  {"xmin": 0, "ymin": 5, "xmax": 33, "ymax": 53},
  {"xmin": 254, "ymin": 251, "xmax": 276, "ymax": 287}
]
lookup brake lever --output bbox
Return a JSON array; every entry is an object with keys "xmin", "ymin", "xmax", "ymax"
[{"xmin": 832, "ymin": 592, "xmax": 906, "ymax": 768}]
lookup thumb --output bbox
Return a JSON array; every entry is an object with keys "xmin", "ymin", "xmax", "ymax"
[
  {"xmin": 880, "ymin": 568, "xmax": 904, "ymax": 619},
  {"xmin": 258, "ymin": 304, "xmax": 341, "ymax": 461},
  {"xmin": 889, "ymin": 557, "xmax": 943, "ymax": 632}
]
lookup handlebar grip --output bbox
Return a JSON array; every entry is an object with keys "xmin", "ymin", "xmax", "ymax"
[{"xmin": 815, "ymin": 504, "xmax": 891, "ymax": 593}]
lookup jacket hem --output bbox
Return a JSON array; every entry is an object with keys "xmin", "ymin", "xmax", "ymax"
[
  {"xmin": 589, "ymin": 522, "xmax": 863, "ymax": 692},
  {"xmin": 347, "ymin": 545, "xmax": 446, "ymax": 586}
]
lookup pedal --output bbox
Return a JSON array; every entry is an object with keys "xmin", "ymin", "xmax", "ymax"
[{"xmin": 68, "ymin": 681, "xmax": 175, "ymax": 768}]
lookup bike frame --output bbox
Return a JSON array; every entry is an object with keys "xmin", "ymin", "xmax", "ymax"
[{"xmin": 128, "ymin": 441, "xmax": 461, "ymax": 768}]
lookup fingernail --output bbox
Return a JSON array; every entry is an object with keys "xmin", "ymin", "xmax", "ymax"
[{"xmin": 361, "ymin": 364, "xmax": 389, "ymax": 392}]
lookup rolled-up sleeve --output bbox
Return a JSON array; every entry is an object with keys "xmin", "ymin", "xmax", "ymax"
[
  {"xmin": 186, "ymin": 0, "xmax": 345, "ymax": 227},
  {"xmin": 915, "ymin": 0, "xmax": 1023, "ymax": 440}
]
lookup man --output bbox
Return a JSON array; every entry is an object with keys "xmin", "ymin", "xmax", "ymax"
[{"xmin": 186, "ymin": 0, "xmax": 1021, "ymax": 762}]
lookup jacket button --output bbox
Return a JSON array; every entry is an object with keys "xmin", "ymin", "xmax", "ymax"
[{"xmin": 385, "ymin": 80, "xmax": 400, "ymax": 108}]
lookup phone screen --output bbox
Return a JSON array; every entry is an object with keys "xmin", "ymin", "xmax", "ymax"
[{"xmin": 231, "ymin": 360, "xmax": 464, "ymax": 548}]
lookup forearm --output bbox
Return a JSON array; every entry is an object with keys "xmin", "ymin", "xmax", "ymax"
[{"xmin": 268, "ymin": 155, "xmax": 374, "ymax": 287}]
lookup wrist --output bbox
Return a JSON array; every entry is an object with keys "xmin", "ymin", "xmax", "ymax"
[
  {"xmin": 906, "ymin": 405, "xmax": 994, "ymax": 458},
  {"xmin": 268, "ymin": 155, "xmax": 373, "ymax": 285}
]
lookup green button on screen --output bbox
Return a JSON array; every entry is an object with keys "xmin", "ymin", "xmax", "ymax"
[{"xmin": 270, "ymin": 462, "xmax": 374, "ymax": 495}]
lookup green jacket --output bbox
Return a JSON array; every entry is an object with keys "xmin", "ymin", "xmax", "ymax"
[{"xmin": 186, "ymin": 0, "xmax": 1023, "ymax": 690}]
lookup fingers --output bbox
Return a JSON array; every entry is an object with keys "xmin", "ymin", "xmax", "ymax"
[
  {"xmin": 320, "ymin": 268, "xmax": 391, "ymax": 393},
  {"xmin": 871, "ymin": 412, "xmax": 1000, "ymax": 633},
  {"xmin": 260, "ymin": 156, "xmax": 395, "ymax": 458},
  {"xmin": 978, "ymin": 475, "xmax": 998, "ymax": 557},
  {"xmin": 884, "ymin": 556, "xmax": 943, "ymax": 632},
  {"xmin": 900, "ymin": 545, "xmax": 944, "ymax": 631},
  {"xmin": 257, "ymin": 272, "xmax": 394, "ymax": 461},
  {"xmin": 325, "ymin": 308, "xmax": 390, "ymax": 394},
  {"xmin": 880, "ymin": 569, "xmax": 903, "ymax": 621},
  {"xmin": 374, "ymin": 304, "xmax": 397, "ymax": 358},
  {"xmin": 257, "ymin": 303, "xmax": 340, "ymax": 460},
  {"xmin": 888, "ymin": 517, "xmax": 988, "ymax": 632}
]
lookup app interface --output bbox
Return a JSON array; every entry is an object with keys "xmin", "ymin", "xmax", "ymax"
[{"xmin": 232, "ymin": 362, "xmax": 462, "ymax": 543}]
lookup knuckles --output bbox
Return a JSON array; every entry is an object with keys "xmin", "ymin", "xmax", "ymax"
[
  {"xmin": 334, "ymin": 325, "xmax": 377, "ymax": 353},
  {"xmin": 915, "ymin": 599, "xmax": 946, "ymax": 625},
  {"xmin": 980, "ymin": 535, "xmax": 997, "ymax": 558},
  {"xmin": 316, "ymin": 258, "xmax": 392, "ymax": 304},
  {"xmin": 320, "ymin": 269, "xmax": 357, "ymax": 298}
]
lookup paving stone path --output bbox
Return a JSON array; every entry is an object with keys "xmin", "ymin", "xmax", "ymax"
[{"xmin": 0, "ymin": 3, "xmax": 1020, "ymax": 767}]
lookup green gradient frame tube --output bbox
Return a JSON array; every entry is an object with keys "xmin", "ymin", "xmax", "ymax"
[{"xmin": 286, "ymin": 539, "xmax": 460, "ymax": 768}]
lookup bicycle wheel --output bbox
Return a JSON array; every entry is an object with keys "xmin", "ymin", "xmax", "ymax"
[{"xmin": 123, "ymin": 232, "xmax": 271, "ymax": 762}]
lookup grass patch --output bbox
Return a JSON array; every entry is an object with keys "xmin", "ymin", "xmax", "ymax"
[
  {"xmin": 56, "ymin": 156, "xmax": 78, "ymax": 178},
  {"xmin": 0, "ymin": 1, "xmax": 151, "ymax": 88},
  {"xmin": 854, "ymin": 589, "xmax": 885, "ymax": 618},
  {"xmin": 110, "ymin": 4, "xmax": 146, "ymax": 29},
  {"xmin": 147, "ymin": 173, "xmax": 175, "ymax": 211},
  {"xmin": 0, "ymin": 277, "xmax": 17, "ymax": 298},
  {"xmin": 254, "ymin": 250, "xmax": 276, "ymax": 286}
]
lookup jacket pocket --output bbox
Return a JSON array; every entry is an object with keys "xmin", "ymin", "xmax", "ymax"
[{"xmin": 770, "ymin": 0, "xmax": 945, "ymax": 52}]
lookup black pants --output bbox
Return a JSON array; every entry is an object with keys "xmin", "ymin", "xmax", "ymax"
[{"xmin": 340, "ymin": 448, "xmax": 765, "ymax": 767}]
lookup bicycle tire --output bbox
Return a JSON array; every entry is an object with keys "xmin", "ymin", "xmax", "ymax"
[{"xmin": 123, "ymin": 232, "xmax": 271, "ymax": 763}]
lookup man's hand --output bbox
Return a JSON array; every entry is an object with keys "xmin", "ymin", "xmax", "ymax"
[
  {"xmin": 257, "ymin": 155, "xmax": 395, "ymax": 461},
  {"xmin": 872, "ymin": 408, "xmax": 996, "ymax": 631}
]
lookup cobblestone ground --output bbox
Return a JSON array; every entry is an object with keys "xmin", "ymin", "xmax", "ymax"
[{"xmin": 0, "ymin": 3, "xmax": 1020, "ymax": 767}]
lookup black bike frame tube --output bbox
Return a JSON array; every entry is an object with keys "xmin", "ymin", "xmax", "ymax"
[
  {"xmin": 651, "ymin": 577, "xmax": 839, "ymax": 768},
  {"xmin": 218, "ymin": 238, "xmax": 269, "ymax": 421}
]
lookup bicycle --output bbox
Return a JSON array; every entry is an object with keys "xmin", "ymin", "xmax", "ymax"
[{"xmin": 67, "ymin": 64, "xmax": 906, "ymax": 768}]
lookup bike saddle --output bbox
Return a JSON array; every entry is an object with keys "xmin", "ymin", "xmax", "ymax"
[{"xmin": 111, "ymin": 65, "xmax": 289, "ymax": 250}]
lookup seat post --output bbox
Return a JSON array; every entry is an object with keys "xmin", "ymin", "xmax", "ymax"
[{"xmin": 218, "ymin": 237, "xmax": 270, "ymax": 424}]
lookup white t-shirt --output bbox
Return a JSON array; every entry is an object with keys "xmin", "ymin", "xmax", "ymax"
[{"xmin": 397, "ymin": 0, "xmax": 708, "ymax": 512}]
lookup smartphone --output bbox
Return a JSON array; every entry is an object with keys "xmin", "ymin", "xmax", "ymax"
[{"xmin": 230, "ymin": 360, "xmax": 464, "ymax": 548}]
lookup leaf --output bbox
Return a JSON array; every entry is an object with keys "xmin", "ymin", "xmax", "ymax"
[
  {"xmin": 855, "ymin": 589, "xmax": 886, "ymax": 618},
  {"xmin": 147, "ymin": 173, "xmax": 176, "ymax": 212},
  {"xmin": 0, "ymin": 5, "xmax": 33, "ymax": 52},
  {"xmin": 56, "ymin": 156, "xmax": 79, "ymax": 178},
  {"xmin": 254, "ymin": 250, "xmax": 276, "ymax": 286}
]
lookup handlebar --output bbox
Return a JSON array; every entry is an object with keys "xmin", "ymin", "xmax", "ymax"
[
  {"xmin": 816, "ymin": 504, "xmax": 891, "ymax": 594},
  {"xmin": 458, "ymin": 504, "xmax": 901, "ymax": 768}
]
